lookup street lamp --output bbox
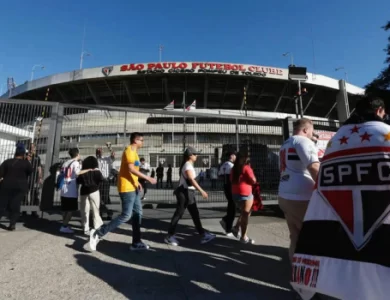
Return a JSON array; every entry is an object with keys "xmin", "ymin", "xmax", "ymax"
[
  {"xmin": 282, "ymin": 52, "xmax": 294, "ymax": 66},
  {"xmin": 80, "ymin": 51, "xmax": 91, "ymax": 69},
  {"xmin": 31, "ymin": 64, "xmax": 45, "ymax": 81},
  {"xmin": 335, "ymin": 67, "xmax": 348, "ymax": 82}
]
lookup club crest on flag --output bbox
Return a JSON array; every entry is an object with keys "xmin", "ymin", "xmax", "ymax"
[
  {"xmin": 318, "ymin": 152, "xmax": 390, "ymax": 250},
  {"xmin": 102, "ymin": 66, "xmax": 113, "ymax": 76}
]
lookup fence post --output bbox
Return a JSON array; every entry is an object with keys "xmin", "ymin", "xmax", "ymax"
[
  {"xmin": 43, "ymin": 103, "xmax": 60, "ymax": 179},
  {"xmin": 52, "ymin": 104, "xmax": 64, "ymax": 165},
  {"xmin": 282, "ymin": 117, "xmax": 293, "ymax": 141}
]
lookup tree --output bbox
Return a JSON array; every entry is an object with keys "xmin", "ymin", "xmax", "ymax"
[{"xmin": 366, "ymin": 21, "xmax": 390, "ymax": 95}]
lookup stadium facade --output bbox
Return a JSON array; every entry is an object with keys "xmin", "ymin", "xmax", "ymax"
[{"xmin": 0, "ymin": 62, "xmax": 365, "ymax": 206}]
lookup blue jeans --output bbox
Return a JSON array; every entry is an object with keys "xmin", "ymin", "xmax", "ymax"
[{"xmin": 96, "ymin": 190, "xmax": 142, "ymax": 244}]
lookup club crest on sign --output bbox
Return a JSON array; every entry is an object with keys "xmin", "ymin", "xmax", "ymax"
[
  {"xmin": 102, "ymin": 66, "xmax": 113, "ymax": 76},
  {"xmin": 318, "ymin": 153, "xmax": 390, "ymax": 250}
]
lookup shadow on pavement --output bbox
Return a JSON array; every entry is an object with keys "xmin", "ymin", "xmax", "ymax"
[{"xmin": 74, "ymin": 218, "xmax": 292, "ymax": 299}]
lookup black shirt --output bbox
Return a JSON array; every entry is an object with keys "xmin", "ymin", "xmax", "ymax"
[
  {"xmin": 0, "ymin": 158, "xmax": 33, "ymax": 191},
  {"xmin": 77, "ymin": 170, "xmax": 104, "ymax": 196}
]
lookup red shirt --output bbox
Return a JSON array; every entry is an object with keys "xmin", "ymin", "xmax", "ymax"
[{"xmin": 230, "ymin": 165, "xmax": 255, "ymax": 196}]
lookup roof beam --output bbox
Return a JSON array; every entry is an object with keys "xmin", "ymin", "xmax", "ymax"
[
  {"xmin": 303, "ymin": 88, "xmax": 318, "ymax": 114},
  {"xmin": 220, "ymin": 80, "xmax": 229, "ymax": 107},
  {"xmin": 56, "ymin": 87, "xmax": 70, "ymax": 102},
  {"xmin": 86, "ymin": 82, "xmax": 100, "ymax": 104},
  {"xmin": 203, "ymin": 77, "xmax": 208, "ymax": 108},
  {"xmin": 123, "ymin": 81, "xmax": 133, "ymax": 105},
  {"xmin": 104, "ymin": 79, "xmax": 117, "ymax": 101},
  {"xmin": 325, "ymin": 101, "xmax": 337, "ymax": 118},
  {"xmin": 273, "ymin": 83, "xmax": 288, "ymax": 112},
  {"xmin": 163, "ymin": 77, "xmax": 170, "ymax": 102},
  {"xmin": 240, "ymin": 80, "xmax": 250, "ymax": 111},
  {"xmin": 254, "ymin": 84, "xmax": 267, "ymax": 109},
  {"xmin": 143, "ymin": 76, "xmax": 150, "ymax": 97}
]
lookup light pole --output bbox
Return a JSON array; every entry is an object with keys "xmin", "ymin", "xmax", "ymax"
[
  {"xmin": 80, "ymin": 51, "xmax": 91, "ymax": 69},
  {"xmin": 282, "ymin": 52, "xmax": 294, "ymax": 66},
  {"xmin": 335, "ymin": 67, "xmax": 348, "ymax": 82},
  {"xmin": 31, "ymin": 64, "xmax": 45, "ymax": 81}
]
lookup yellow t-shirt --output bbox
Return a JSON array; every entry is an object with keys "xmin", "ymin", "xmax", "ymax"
[{"xmin": 118, "ymin": 146, "xmax": 140, "ymax": 193}]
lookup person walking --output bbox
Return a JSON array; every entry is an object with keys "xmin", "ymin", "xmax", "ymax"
[
  {"xmin": 165, "ymin": 146, "xmax": 216, "ymax": 246},
  {"xmin": 0, "ymin": 144, "xmax": 32, "ymax": 231},
  {"xmin": 165, "ymin": 164, "xmax": 173, "ymax": 188},
  {"xmin": 59, "ymin": 148, "xmax": 82, "ymax": 234},
  {"xmin": 278, "ymin": 118, "xmax": 320, "ymax": 261},
  {"xmin": 76, "ymin": 156, "xmax": 104, "ymax": 235},
  {"xmin": 156, "ymin": 164, "xmax": 164, "ymax": 189},
  {"xmin": 139, "ymin": 158, "xmax": 150, "ymax": 200},
  {"xmin": 230, "ymin": 152, "xmax": 256, "ymax": 244},
  {"xmin": 218, "ymin": 151, "xmax": 236, "ymax": 236},
  {"xmin": 96, "ymin": 147, "xmax": 115, "ymax": 220},
  {"xmin": 88, "ymin": 132, "xmax": 157, "ymax": 252}
]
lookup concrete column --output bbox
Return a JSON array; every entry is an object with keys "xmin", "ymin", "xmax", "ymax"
[{"xmin": 336, "ymin": 79, "xmax": 350, "ymax": 122}]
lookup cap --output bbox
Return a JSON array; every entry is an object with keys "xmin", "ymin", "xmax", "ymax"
[{"xmin": 184, "ymin": 146, "xmax": 199, "ymax": 156}]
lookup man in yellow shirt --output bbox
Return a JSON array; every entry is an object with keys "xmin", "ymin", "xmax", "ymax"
[{"xmin": 88, "ymin": 132, "xmax": 156, "ymax": 251}]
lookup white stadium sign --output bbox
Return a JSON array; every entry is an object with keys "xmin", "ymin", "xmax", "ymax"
[{"xmin": 101, "ymin": 62, "xmax": 285, "ymax": 79}]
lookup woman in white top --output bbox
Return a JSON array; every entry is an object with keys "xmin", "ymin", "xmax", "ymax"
[{"xmin": 165, "ymin": 147, "xmax": 216, "ymax": 246}]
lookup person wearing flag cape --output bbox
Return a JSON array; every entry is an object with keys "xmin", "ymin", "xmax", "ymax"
[{"xmin": 292, "ymin": 95, "xmax": 390, "ymax": 300}]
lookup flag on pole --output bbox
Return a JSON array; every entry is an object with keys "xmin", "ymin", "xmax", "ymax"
[
  {"xmin": 163, "ymin": 100, "xmax": 175, "ymax": 110},
  {"xmin": 186, "ymin": 100, "xmax": 196, "ymax": 111}
]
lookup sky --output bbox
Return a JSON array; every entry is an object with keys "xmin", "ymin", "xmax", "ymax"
[{"xmin": 0, "ymin": 0, "xmax": 389, "ymax": 91}]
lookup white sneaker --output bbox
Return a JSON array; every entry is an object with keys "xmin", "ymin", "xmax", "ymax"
[
  {"xmin": 84, "ymin": 230, "xmax": 90, "ymax": 236},
  {"xmin": 201, "ymin": 232, "xmax": 216, "ymax": 244},
  {"xmin": 226, "ymin": 232, "xmax": 235, "ymax": 238},
  {"xmin": 130, "ymin": 242, "xmax": 150, "ymax": 251},
  {"xmin": 165, "ymin": 235, "xmax": 179, "ymax": 246},
  {"xmin": 89, "ymin": 229, "xmax": 100, "ymax": 251},
  {"xmin": 241, "ymin": 237, "xmax": 255, "ymax": 244},
  {"xmin": 60, "ymin": 226, "xmax": 74, "ymax": 234},
  {"xmin": 232, "ymin": 227, "xmax": 241, "ymax": 239}
]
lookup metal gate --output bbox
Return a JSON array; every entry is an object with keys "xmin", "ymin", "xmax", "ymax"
[{"xmin": 0, "ymin": 98, "xmax": 341, "ymax": 213}]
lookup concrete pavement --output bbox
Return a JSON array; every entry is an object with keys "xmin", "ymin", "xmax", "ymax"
[{"xmin": 0, "ymin": 210, "xmax": 292, "ymax": 300}]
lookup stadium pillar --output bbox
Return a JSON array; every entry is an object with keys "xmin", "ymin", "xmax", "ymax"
[
  {"xmin": 336, "ymin": 79, "xmax": 350, "ymax": 122},
  {"xmin": 282, "ymin": 117, "xmax": 293, "ymax": 141}
]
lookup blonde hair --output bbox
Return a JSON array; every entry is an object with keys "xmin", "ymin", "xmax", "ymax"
[{"xmin": 293, "ymin": 118, "xmax": 313, "ymax": 133}]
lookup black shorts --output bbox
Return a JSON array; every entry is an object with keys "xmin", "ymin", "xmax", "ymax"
[{"xmin": 61, "ymin": 197, "xmax": 78, "ymax": 212}]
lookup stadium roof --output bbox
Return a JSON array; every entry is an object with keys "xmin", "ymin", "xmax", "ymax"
[{"xmin": 2, "ymin": 62, "xmax": 365, "ymax": 119}]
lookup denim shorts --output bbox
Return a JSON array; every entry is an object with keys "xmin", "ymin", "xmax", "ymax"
[{"xmin": 232, "ymin": 194, "xmax": 253, "ymax": 201}]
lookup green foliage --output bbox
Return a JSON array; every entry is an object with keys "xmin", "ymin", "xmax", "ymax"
[{"xmin": 366, "ymin": 21, "xmax": 390, "ymax": 93}]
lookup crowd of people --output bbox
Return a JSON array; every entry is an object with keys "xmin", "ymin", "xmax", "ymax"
[{"xmin": 1, "ymin": 94, "xmax": 389, "ymax": 299}]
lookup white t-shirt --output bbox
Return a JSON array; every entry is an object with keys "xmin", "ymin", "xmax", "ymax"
[
  {"xmin": 60, "ymin": 159, "xmax": 81, "ymax": 199},
  {"xmin": 98, "ymin": 156, "xmax": 113, "ymax": 179},
  {"xmin": 278, "ymin": 135, "xmax": 319, "ymax": 200},
  {"xmin": 218, "ymin": 161, "xmax": 234, "ymax": 184},
  {"xmin": 179, "ymin": 162, "xmax": 196, "ymax": 190},
  {"xmin": 218, "ymin": 161, "xmax": 234, "ymax": 175}
]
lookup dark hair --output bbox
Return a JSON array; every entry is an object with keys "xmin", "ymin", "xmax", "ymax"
[
  {"xmin": 345, "ymin": 95, "xmax": 386, "ymax": 125},
  {"xmin": 68, "ymin": 148, "xmax": 79, "ymax": 159},
  {"xmin": 82, "ymin": 156, "xmax": 98, "ymax": 170},
  {"xmin": 130, "ymin": 132, "xmax": 143, "ymax": 144},
  {"xmin": 355, "ymin": 95, "xmax": 385, "ymax": 115},
  {"xmin": 179, "ymin": 153, "xmax": 191, "ymax": 176},
  {"xmin": 140, "ymin": 157, "xmax": 145, "ymax": 162},
  {"xmin": 231, "ymin": 152, "xmax": 250, "ymax": 184}
]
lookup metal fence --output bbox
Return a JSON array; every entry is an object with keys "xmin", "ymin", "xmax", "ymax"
[{"xmin": 0, "ymin": 98, "xmax": 340, "ymax": 213}]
